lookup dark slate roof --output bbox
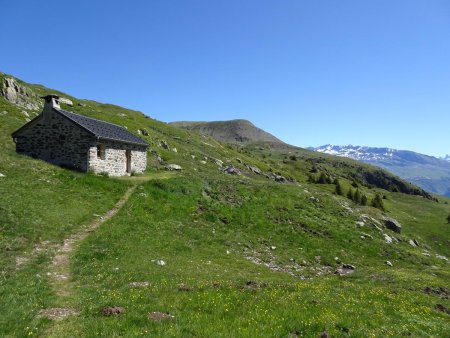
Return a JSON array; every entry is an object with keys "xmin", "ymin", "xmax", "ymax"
[{"xmin": 55, "ymin": 108, "xmax": 149, "ymax": 146}]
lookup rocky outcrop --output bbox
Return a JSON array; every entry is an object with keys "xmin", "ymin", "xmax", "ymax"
[{"xmin": 1, "ymin": 77, "xmax": 41, "ymax": 110}]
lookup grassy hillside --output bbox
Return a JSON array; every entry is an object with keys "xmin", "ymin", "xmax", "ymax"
[{"xmin": 0, "ymin": 72, "xmax": 449, "ymax": 337}]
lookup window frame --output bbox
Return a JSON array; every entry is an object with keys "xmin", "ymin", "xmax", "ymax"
[{"xmin": 97, "ymin": 144, "xmax": 106, "ymax": 160}]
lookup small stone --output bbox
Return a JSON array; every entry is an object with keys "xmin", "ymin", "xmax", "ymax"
[
  {"xmin": 165, "ymin": 164, "xmax": 182, "ymax": 171},
  {"xmin": 128, "ymin": 281, "xmax": 149, "ymax": 288},
  {"xmin": 342, "ymin": 264, "xmax": 355, "ymax": 270},
  {"xmin": 319, "ymin": 332, "xmax": 330, "ymax": 338},
  {"xmin": 383, "ymin": 234, "xmax": 393, "ymax": 244},
  {"xmin": 0, "ymin": 173, "xmax": 5, "ymax": 177},
  {"xmin": 270, "ymin": 246, "xmax": 276, "ymax": 250},
  {"xmin": 200, "ymin": 160, "xmax": 207, "ymax": 165},
  {"xmin": 159, "ymin": 140, "xmax": 170, "ymax": 150},
  {"xmin": 422, "ymin": 252, "xmax": 431, "ymax": 257},
  {"xmin": 172, "ymin": 147, "xmax": 177, "ymax": 153},
  {"xmin": 308, "ymin": 196, "xmax": 320, "ymax": 203},
  {"xmin": 156, "ymin": 260, "xmax": 166, "ymax": 266},
  {"xmin": 436, "ymin": 254, "xmax": 448, "ymax": 261},
  {"xmin": 409, "ymin": 239, "xmax": 418, "ymax": 247},
  {"xmin": 223, "ymin": 166, "xmax": 241, "ymax": 175},
  {"xmin": 385, "ymin": 261, "xmax": 393, "ymax": 267}
]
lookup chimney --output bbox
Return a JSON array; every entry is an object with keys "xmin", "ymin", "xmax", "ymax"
[{"xmin": 41, "ymin": 94, "xmax": 61, "ymax": 110}]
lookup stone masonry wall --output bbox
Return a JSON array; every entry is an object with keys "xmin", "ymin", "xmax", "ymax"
[
  {"xmin": 88, "ymin": 141, "xmax": 147, "ymax": 176},
  {"xmin": 14, "ymin": 109, "xmax": 94, "ymax": 171}
]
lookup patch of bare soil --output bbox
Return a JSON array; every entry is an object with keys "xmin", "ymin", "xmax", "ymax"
[
  {"xmin": 38, "ymin": 308, "xmax": 79, "ymax": 320},
  {"xmin": 101, "ymin": 307, "xmax": 126, "ymax": 316},
  {"xmin": 422, "ymin": 287, "xmax": 449, "ymax": 300},
  {"xmin": 148, "ymin": 311, "xmax": 175, "ymax": 322},
  {"xmin": 435, "ymin": 304, "xmax": 450, "ymax": 314}
]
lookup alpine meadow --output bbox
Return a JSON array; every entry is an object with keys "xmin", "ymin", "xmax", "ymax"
[{"xmin": 0, "ymin": 72, "xmax": 449, "ymax": 337}]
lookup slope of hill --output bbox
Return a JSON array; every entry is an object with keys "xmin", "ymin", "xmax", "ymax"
[
  {"xmin": 1, "ymin": 72, "xmax": 449, "ymax": 337},
  {"xmin": 310, "ymin": 144, "xmax": 450, "ymax": 197},
  {"xmin": 170, "ymin": 119, "xmax": 285, "ymax": 145}
]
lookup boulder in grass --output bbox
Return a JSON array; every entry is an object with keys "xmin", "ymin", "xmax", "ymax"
[
  {"xmin": 165, "ymin": 164, "xmax": 182, "ymax": 171},
  {"xmin": 383, "ymin": 217, "xmax": 402, "ymax": 233},
  {"xmin": 223, "ymin": 166, "xmax": 241, "ymax": 175}
]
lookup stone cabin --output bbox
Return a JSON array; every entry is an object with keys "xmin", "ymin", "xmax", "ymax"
[{"xmin": 12, "ymin": 94, "xmax": 149, "ymax": 176}]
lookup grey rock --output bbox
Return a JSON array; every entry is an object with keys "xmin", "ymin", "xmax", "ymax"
[
  {"xmin": 409, "ymin": 239, "xmax": 419, "ymax": 247},
  {"xmin": 1, "ymin": 77, "xmax": 41, "ymax": 110},
  {"xmin": 156, "ymin": 260, "xmax": 166, "ymax": 266},
  {"xmin": 248, "ymin": 165, "xmax": 262, "ymax": 175},
  {"xmin": 129, "ymin": 281, "xmax": 149, "ymax": 288},
  {"xmin": 223, "ymin": 166, "xmax": 241, "ymax": 175},
  {"xmin": 214, "ymin": 158, "xmax": 223, "ymax": 167},
  {"xmin": 172, "ymin": 147, "xmax": 177, "ymax": 153},
  {"xmin": 383, "ymin": 217, "xmax": 402, "ymax": 233},
  {"xmin": 165, "ymin": 164, "xmax": 182, "ymax": 171},
  {"xmin": 159, "ymin": 140, "xmax": 170, "ymax": 150},
  {"xmin": 269, "ymin": 173, "xmax": 288, "ymax": 183},
  {"xmin": 0, "ymin": 173, "xmax": 5, "ymax": 177},
  {"xmin": 308, "ymin": 196, "xmax": 320, "ymax": 203},
  {"xmin": 59, "ymin": 97, "xmax": 73, "ymax": 106},
  {"xmin": 383, "ymin": 234, "xmax": 393, "ymax": 244},
  {"xmin": 385, "ymin": 261, "xmax": 393, "ymax": 267}
]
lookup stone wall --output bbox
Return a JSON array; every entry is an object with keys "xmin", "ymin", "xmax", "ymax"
[
  {"xmin": 14, "ymin": 107, "xmax": 148, "ymax": 176},
  {"xmin": 88, "ymin": 141, "xmax": 147, "ymax": 176},
  {"xmin": 14, "ymin": 109, "xmax": 94, "ymax": 171}
]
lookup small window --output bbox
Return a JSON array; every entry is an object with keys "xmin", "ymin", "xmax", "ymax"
[{"xmin": 97, "ymin": 144, "xmax": 106, "ymax": 160}]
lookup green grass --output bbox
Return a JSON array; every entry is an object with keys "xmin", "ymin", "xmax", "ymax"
[
  {"xmin": 46, "ymin": 176, "xmax": 449, "ymax": 337},
  {"xmin": 0, "ymin": 72, "xmax": 449, "ymax": 337}
]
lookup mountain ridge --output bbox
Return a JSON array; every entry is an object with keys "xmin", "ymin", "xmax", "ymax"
[{"xmin": 169, "ymin": 119, "xmax": 285, "ymax": 145}]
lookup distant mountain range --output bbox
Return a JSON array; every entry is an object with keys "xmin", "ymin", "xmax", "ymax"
[{"xmin": 309, "ymin": 145, "xmax": 450, "ymax": 197}]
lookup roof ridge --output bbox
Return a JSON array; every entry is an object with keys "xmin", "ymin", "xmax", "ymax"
[
  {"xmin": 53, "ymin": 108, "xmax": 148, "ymax": 147},
  {"xmin": 55, "ymin": 108, "xmax": 127, "ymax": 129}
]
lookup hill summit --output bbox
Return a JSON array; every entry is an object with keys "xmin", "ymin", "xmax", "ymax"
[{"xmin": 169, "ymin": 119, "xmax": 285, "ymax": 145}]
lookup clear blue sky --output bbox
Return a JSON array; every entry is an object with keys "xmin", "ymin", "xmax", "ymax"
[{"xmin": 1, "ymin": 0, "xmax": 449, "ymax": 157}]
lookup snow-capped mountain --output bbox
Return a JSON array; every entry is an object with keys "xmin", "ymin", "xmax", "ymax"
[
  {"xmin": 441, "ymin": 155, "xmax": 450, "ymax": 162},
  {"xmin": 309, "ymin": 145, "xmax": 450, "ymax": 197},
  {"xmin": 311, "ymin": 145, "xmax": 398, "ymax": 162}
]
